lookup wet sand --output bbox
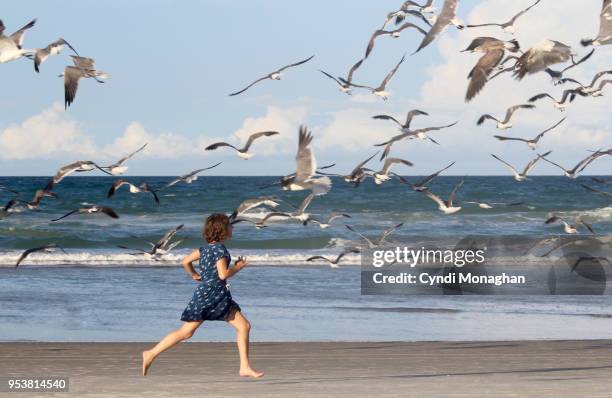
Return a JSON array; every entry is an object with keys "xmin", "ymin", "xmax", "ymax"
[{"xmin": 1, "ymin": 340, "xmax": 612, "ymax": 397}]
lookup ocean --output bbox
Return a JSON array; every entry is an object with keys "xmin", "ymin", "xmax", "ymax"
[{"xmin": 1, "ymin": 175, "xmax": 611, "ymax": 341}]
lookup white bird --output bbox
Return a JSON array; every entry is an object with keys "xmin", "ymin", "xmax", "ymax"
[
  {"xmin": 491, "ymin": 151, "xmax": 550, "ymax": 181},
  {"xmin": 457, "ymin": 0, "xmax": 541, "ymax": 34},
  {"xmin": 102, "ymin": 143, "xmax": 148, "ymax": 175},
  {"xmin": 341, "ymin": 54, "xmax": 406, "ymax": 100},
  {"xmin": 375, "ymin": 121, "xmax": 458, "ymax": 160},
  {"xmin": 61, "ymin": 56, "xmax": 109, "ymax": 109},
  {"xmin": 421, "ymin": 178, "xmax": 464, "ymax": 214},
  {"xmin": 372, "ymin": 158, "xmax": 414, "ymax": 185},
  {"xmin": 52, "ymin": 160, "xmax": 111, "ymax": 184},
  {"xmin": 538, "ymin": 151, "xmax": 609, "ymax": 179},
  {"xmin": 0, "ymin": 19, "xmax": 36, "ymax": 64},
  {"xmin": 477, "ymin": 104, "xmax": 535, "ymax": 129},
  {"xmin": 414, "ymin": 0, "xmax": 460, "ymax": 53},
  {"xmin": 513, "ymin": 40, "xmax": 574, "ymax": 80},
  {"xmin": 545, "ymin": 215, "xmax": 594, "ymax": 234},
  {"xmin": 528, "ymin": 89, "xmax": 588, "ymax": 111},
  {"xmin": 465, "ymin": 201, "xmax": 494, "ymax": 209},
  {"xmin": 280, "ymin": 126, "xmax": 332, "ymax": 195},
  {"xmin": 229, "ymin": 196, "xmax": 281, "ymax": 221},
  {"xmin": 159, "ymin": 163, "xmax": 222, "ymax": 190},
  {"xmin": 306, "ymin": 248, "xmax": 360, "ymax": 268},
  {"xmin": 404, "ymin": 161, "xmax": 456, "ymax": 191},
  {"xmin": 493, "ymin": 117, "xmax": 566, "ymax": 150},
  {"xmin": 205, "ymin": 131, "xmax": 279, "ymax": 159},
  {"xmin": 581, "ymin": 0, "xmax": 612, "ymax": 46},
  {"xmin": 384, "ymin": 1, "xmax": 435, "ymax": 28},
  {"xmin": 256, "ymin": 193, "xmax": 315, "ymax": 227},
  {"xmin": 308, "ymin": 213, "xmax": 351, "ymax": 229},
  {"xmin": 51, "ymin": 205, "xmax": 119, "ymax": 222},
  {"xmin": 345, "ymin": 223, "xmax": 404, "ymax": 248},
  {"xmin": 229, "ymin": 55, "xmax": 314, "ymax": 96},
  {"xmin": 558, "ymin": 70, "xmax": 612, "ymax": 94},
  {"xmin": 343, "ymin": 152, "xmax": 379, "ymax": 187},
  {"xmin": 107, "ymin": 179, "xmax": 159, "ymax": 204},
  {"xmin": 319, "ymin": 58, "xmax": 364, "ymax": 95},
  {"xmin": 119, "ymin": 224, "xmax": 184, "ymax": 258},
  {"xmin": 15, "ymin": 244, "xmax": 66, "ymax": 268},
  {"xmin": 34, "ymin": 38, "xmax": 77, "ymax": 72},
  {"xmin": 372, "ymin": 109, "xmax": 429, "ymax": 133},
  {"xmin": 365, "ymin": 23, "xmax": 427, "ymax": 58}
]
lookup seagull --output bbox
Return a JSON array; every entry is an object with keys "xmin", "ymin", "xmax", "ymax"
[
  {"xmin": 306, "ymin": 248, "xmax": 360, "ymax": 268},
  {"xmin": 375, "ymin": 121, "xmax": 458, "ymax": 160},
  {"xmin": 119, "ymin": 224, "xmax": 184, "ymax": 257},
  {"xmin": 101, "ymin": 143, "xmax": 148, "ymax": 175},
  {"xmin": 205, "ymin": 131, "xmax": 279, "ymax": 159},
  {"xmin": 528, "ymin": 89, "xmax": 588, "ymax": 111},
  {"xmin": 462, "ymin": 37, "xmax": 521, "ymax": 102},
  {"xmin": 545, "ymin": 215, "xmax": 594, "ymax": 234},
  {"xmin": 319, "ymin": 58, "xmax": 364, "ymax": 95},
  {"xmin": 344, "ymin": 152, "xmax": 379, "ymax": 187},
  {"xmin": 373, "ymin": 109, "xmax": 429, "ymax": 132},
  {"xmin": 24, "ymin": 184, "xmax": 58, "ymax": 210},
  {"xmin": 51, "ymin": 205, "xmax": 119, "ymax": 222},
  {"xmin": 577, "ymin": 148, "xmax": 612, "ymax": 173},
  {"xmin": 513, "ymin": 40, "xmax": 574, "ymax": 80},
  {"xmin": 228, "ymin": 55, "xmax": 314, "ymax": 96},
  {"xmin": 229, "ymin": 196, "xmax": 281, "ymax": 221},
  {"xmin": 477, "ymin": 104, "xmax": 535, "ymax": 129},
  {"xmin": 34, "ymin": 38, "xmax": 78, "ymax": 72},
  {"xmin": 583, "ymin": 79, "xmax": 612, "ymax": 97},
  {"xmin": 491, "ymin": 151, "xmax": 551, "ymax": 181},
  {"xmin": 52, "ymin": 160, "xmax": 112, "ymax": 184},
  {"xmin": 61, "ymin": 58, "xmax": 109, "ymax": 109},
  {"xmin": 414, "ymin": 0, "xmax": 460, "ymax": 53},
  {"xmin": 544, "ymin": 49, "xmax": 595, "ymax": 83},
  {"xmin": 256, "ymin": 193, "xmax": 315, "ymax": 227},
  {"xmin": 365, "ymin": 23, "xmax": 427, "ymax": 58},
  {"xmin": 280, "ymin": 126, "xmax": 332, "ymax": 195},
  {"xmin": 457, "ymin": 0, "xmax": 541, "ymax": 34},
  {"xmin": 581, "ymin": 184, "xmax": 612, "ymax": 196},
  {"xmin": 421, "ymin": 178, "xmax": 464, "ymax": 214},
  {"xmin": 341, "ymin": 54, "xmax": 406, "ymax": 100},
  {"xmin": 464, "ymin": 201, "xmax": 494, "ymax": 209},
  {"xmin": 107, "ymin": 180, "xmax": 159, "ymax": 204},
  {"xmin": 0, "ymin": 19, "xmax": 36, "ymax": 64},
  {"xmin": 538, "ymin": 151, "xmax": 609, "ymax": 179},
  {"xmin": 159, "ymin": 163, "xmax": 222, "ymax": 190},
  {"xmin": 15, "ymin": 244, "xmax": 66, "ymax": 268},
  {"xmin": 493, "ymin": 117, "xmax": 566, "ymax": 150},
  {"xmin": 308, "ymin": 213, "xmax": 351, "ymax": 229},
  {"xmin": 384, "ymin": 1, "xmax": 435, "ymax": 27},
  {"xmin": 372, "ymin": 158, "xmax": 414, "ymax": 185},
  {"xmin": 405, "ymin": 161, "xmax": 456, "ymax": 191},
  {"xmin": 346, "ymin": 223, "xmax": 404, "ymax": 248},
  {"xmin": 558, "ymin": 70, "xmax": 612, "ymax": 94},
  {"xmin": 581, "ymin": 0, "xmax": 612, "ymax": 46}
]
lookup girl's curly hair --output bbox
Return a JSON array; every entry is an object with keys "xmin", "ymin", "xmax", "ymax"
[{"xmin": 203, "ymin": 213, "xmax": 231, "ymax": 243}]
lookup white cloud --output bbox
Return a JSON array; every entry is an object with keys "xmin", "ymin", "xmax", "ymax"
[{"xmin": 0, "ymin": 104, "xmax": 97, "ymax": 160}]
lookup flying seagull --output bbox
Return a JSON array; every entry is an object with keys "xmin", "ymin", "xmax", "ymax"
[
  {"xmin": 558, "ymin": 70, "xmax": 612, "ymax": 94},
  {"xmin": 457, "ymin": 0, "xmax": 541, "ymax": 34},
  {"xmin": 306, "ymin": 248, "xmax": 360, "ymax": 268},
  {"xmin": 0, "ymin": 19, "xmax": 36, "ymax": 64},
  {"xmin": 343, "ymin": 152, "xmax": 378, "ymax": 187},
  {"xmin": 159, "ymin": 163, "xmax": 222, "ymax": 190},
  {"xmin": 544, "ymin": 49, "xmax": 595, "ymax": 83},
  {"xmin": 372, "ymin": 158, "xmax": 414, "ymax": 185},
  {"xmin": 319, "ymin": 58, "xmax": 364, "ymax": 95},
  {"xmin": 61, "ymin": 56, "xmax": 109, "ymax": 109},
  {"xmin": 119, "ymin": 225, "xmax": 184, "ymax": 258},
  {"xmin": 229, "ymin": 196, "xmax": 281, "ymax": 221},
  {"xmin": 491, "ymin": 151, "xmax": 550, "ymax": 181},
  {"xmin": 581, "ymin": 0, "xmax": 612, "ymax": 46},
  {"xmin": 462, "ymin": 37, "xmax": 520, "ymax": 102},
  {"xmin": 52, "ymin": 160, "xmax": 111, "ymax": 184},
  {"xmin": 414, "ymin": 0, "xmax": 460, "ymax": 53},
  {"xmin": 51, "ymin": 204, "xmax": 119, "ymax": 222},
  {"xmin": 375, "ymin": 121, "xmax": 457, "ymax": 160},
  {"xmin": 256, "ymin": 193, "xmax": 315, "ymax": 227},
  {"xmin": 545, "ymin": 215, "xmax": 594, "ymax": 234},
  {"xmin": 340, "ymin": 54, "xmax": 406, "ymax": 100},
  {"xmin": 101, "ymin": 143, "xmax": 148, "ymax": 175},
  {"xmin": 513, "ymin": 40, "xmax": 574, "ymax": 80},
  {"xmin": 538, "ymin": 151, "xmax": 609, "ymax": 179},
  {"xmin": 420, "ymin": 178, "xmax": 464, "ymax": 214},
  {"xmin": 528, "ymin": 89, "xmax": 588, "ymax": 111},
  {"xmin": 15, "ymin": 244, "xmax": 66, "ymax": 268},
  {"xmin": 384, "ymin": 1, "xmax": 435, "ymax": 27},
  {"xmin": 494, "ymin": 117, "xmax": 566, "ymax": 150},
  {"xmin": 34, "ymin": 38, "xmax": 77, "ymax": 72},
  {"xmin": 229, "ymin": 55, "xmax": 314, "ymax": 96},
  {"xmin": 24, "ymin": 184, "xmax": 58, "ymax": 210},
  {"xmin": 280, "ymin": 126, "xmax": 332, "ymax": 195},
  {"xmin": 205, "ymin": 131, "xmax": 279, "ymax": 159},
  {"xmin": 403, "ymin": 161, "xmax": 456, "ymax": 191},
  {"xmin": 307, "ymin": 212, "xmax": 351, "ymax": 229},
  {"xmin": 373, "ymin": 109, "xmax": 429, "ymax": 132},
  {"xmin": 365, "ymin": 23, "xmax": 427, "ymax": 58},
  {"xmin": 107, "ymin": 180, "xmax": 159, "ymax": 204},
  {"xmin": 477, "ymin": 104, "xmax": 535, "ymax": 129},
  {"xmin": 345, "ymin": 223, "xmax": 404, "ymax": 248}
]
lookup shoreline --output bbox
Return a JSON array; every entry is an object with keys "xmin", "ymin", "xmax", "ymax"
[{"xmin": 2, "ymin": 341, "xmax": 612, "ymax": 397}]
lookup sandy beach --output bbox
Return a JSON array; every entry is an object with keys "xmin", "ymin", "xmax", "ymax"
[{"xmin": 1, "ymin": 340, "xmax": 612, "ymax": 397}]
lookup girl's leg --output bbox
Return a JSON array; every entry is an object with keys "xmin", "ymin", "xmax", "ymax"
[
  {"xmin": 142, "ymin": 321, "xmax": 203, "ymax": 376},
  {"xmin": 226, "ymin": 309, "xmax": 264, "ymax": 378}
]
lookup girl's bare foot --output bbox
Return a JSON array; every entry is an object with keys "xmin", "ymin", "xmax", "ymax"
[
  {"xmin": 142, "ymin": 350, "xmax": 154, "ymax": 376},
  {"xmin": 239, "ymin": 367, "xmax": 265, "ymax": 378}
]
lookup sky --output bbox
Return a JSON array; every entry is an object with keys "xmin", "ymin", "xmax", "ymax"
[{"xmin": 0, "ymin": 0, "xmax": 610, "ymax": 176}]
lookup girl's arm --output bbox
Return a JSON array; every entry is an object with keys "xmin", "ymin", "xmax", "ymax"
[
  {"xmin": 216, "ymin": 256, "xmax": 248, "ymax": 281},
  {"xmin": 181, "ymin": 249, "xmax": 202, "ymax": 281}
]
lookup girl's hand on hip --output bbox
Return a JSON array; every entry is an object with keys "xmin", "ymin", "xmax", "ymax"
[{"xmin": 191, "ymin": 273, "xmax": 202, "ymax": 282}]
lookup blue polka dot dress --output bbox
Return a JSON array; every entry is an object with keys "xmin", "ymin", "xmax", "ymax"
[{"xmin": 180, "ymin": 242, "xmax": 241, "ymax": 322}]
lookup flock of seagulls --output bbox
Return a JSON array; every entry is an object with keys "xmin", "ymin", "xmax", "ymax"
[{"xmin": 2, "ymin": 0, "xmax": 611, "ymax": 268}]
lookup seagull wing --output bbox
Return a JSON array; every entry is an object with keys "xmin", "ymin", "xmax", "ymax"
[
  {"xmin": 242, "ymin": 131, "xmax": 279, "ymax": 152},
  {"xmin": 423, "ymin": 189, "xmax": 447, "ymax": 208},
  {"xmin": 381, "ymin": 158, "xmax": 413, "ymax": 174},
  {"xmin": 319, "ymin": 69, "xmax": 343, "ymax": 86},
  {"xmin": 448, "ymin": 178, "xmax": 465, "ymax": 206},
  {"xmin": 9, "ymin": 18, "xmax": 36, "ymax": 47},
  {"xmin": 111, "ymin": 143, "xmax": 148, "ymax": 167},
  {"xmin": 404, "ymin": 109, "xmax": 429, "ymax": 127},
  {"xmin": 276, "ymin": 55, "xmax": 315, "ymax": 72},
  {"xmin": 590, "ymin": 69, "xmax": 612, "ymax": 86},
  {"xmin": 306, "ymin": 255, "xmax": 331, "ymax": 263},
  {"xmin": 228, "ymin": 75, "xmax": 271, "ymax": 96},
  {"xmin": 70, "ymin": 55, "xmax": 95, "ymax": 69},
  {"xmin": 413, "ymin": 161, "xmax": 456, "ymax": 188},
  {"xmin": 98, "ymin": 206, "xmax": 119, "ymax": 219},
  {"xmin": 51, "ymin": 209, "xmax": 79, "ymax": 222},
  {"xmin": 345, "ymin": 225, "xmax": 375, "ymax": 247},
  {"xmin": 205, "ymin": 142, "xmax": 239, "ymax": 151},
  {"xmin": 534, "ymin": 117, "xmax": 566, "ymax": 141},
  {"xmin": 529, "ymin": 93, "xmax": 556, "ymax": 103},
  {"xmin": 477, "ymin": 114, "xmax": 499, "ymax": 125},
  {"xmin": 107, "ymin": 180, "xmax": 130, "ymax": 198},
  {"xmin": 493, "ymin": 135, "xmax": 528, "ymax": 143},
  {"xmin": 372, "ymin": 114, "xmax": 403, "ymax": 127},
  {"xmin": 351, "ymin": 152, "xmax": 379, "ymax": 176},
  {"xmin": 295, "ymin": 126, "xmax": 316, "ymax": 181},
  {"xmin": 297, "ymin": 193, "xmax": 315, "ymax": 214},
  {"xmin": 365, "ymin": 30, "xmax": 388, "ymax": 58},
  {"xmin": 491, "ymin": 154, "xmax": 520, "ymax": 176},
  {"xmin": 414, "ymin": 0, "xmax": 457, "ymax": 53},
  {"xmin": 346, "ymin": 58, "xmax": 364, "ymax": 84},
  {"xmin": 378, "ymin": 223, "xmax": 404, "ymax": 245},
  {"xmin": 64, "ymin": 66, "xmax": 84, "ymax": 109},
  {"xmin": 377, "ymin": 54, "xmax": 406, "ymax": 90},
  {"xmin": 526, "ymin": 151, "xmax": 552, "ymax": 174},
  {"xmin": 507, "ymin": 0, "xmax": 542, "ymax": 25},
  {"xmin": 503, "ymin": 104, "xmax": 535, "ymax": 123},
  {"xmin": 466, "ymin": 49, "xmax": 504, "ymax": 102}
]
